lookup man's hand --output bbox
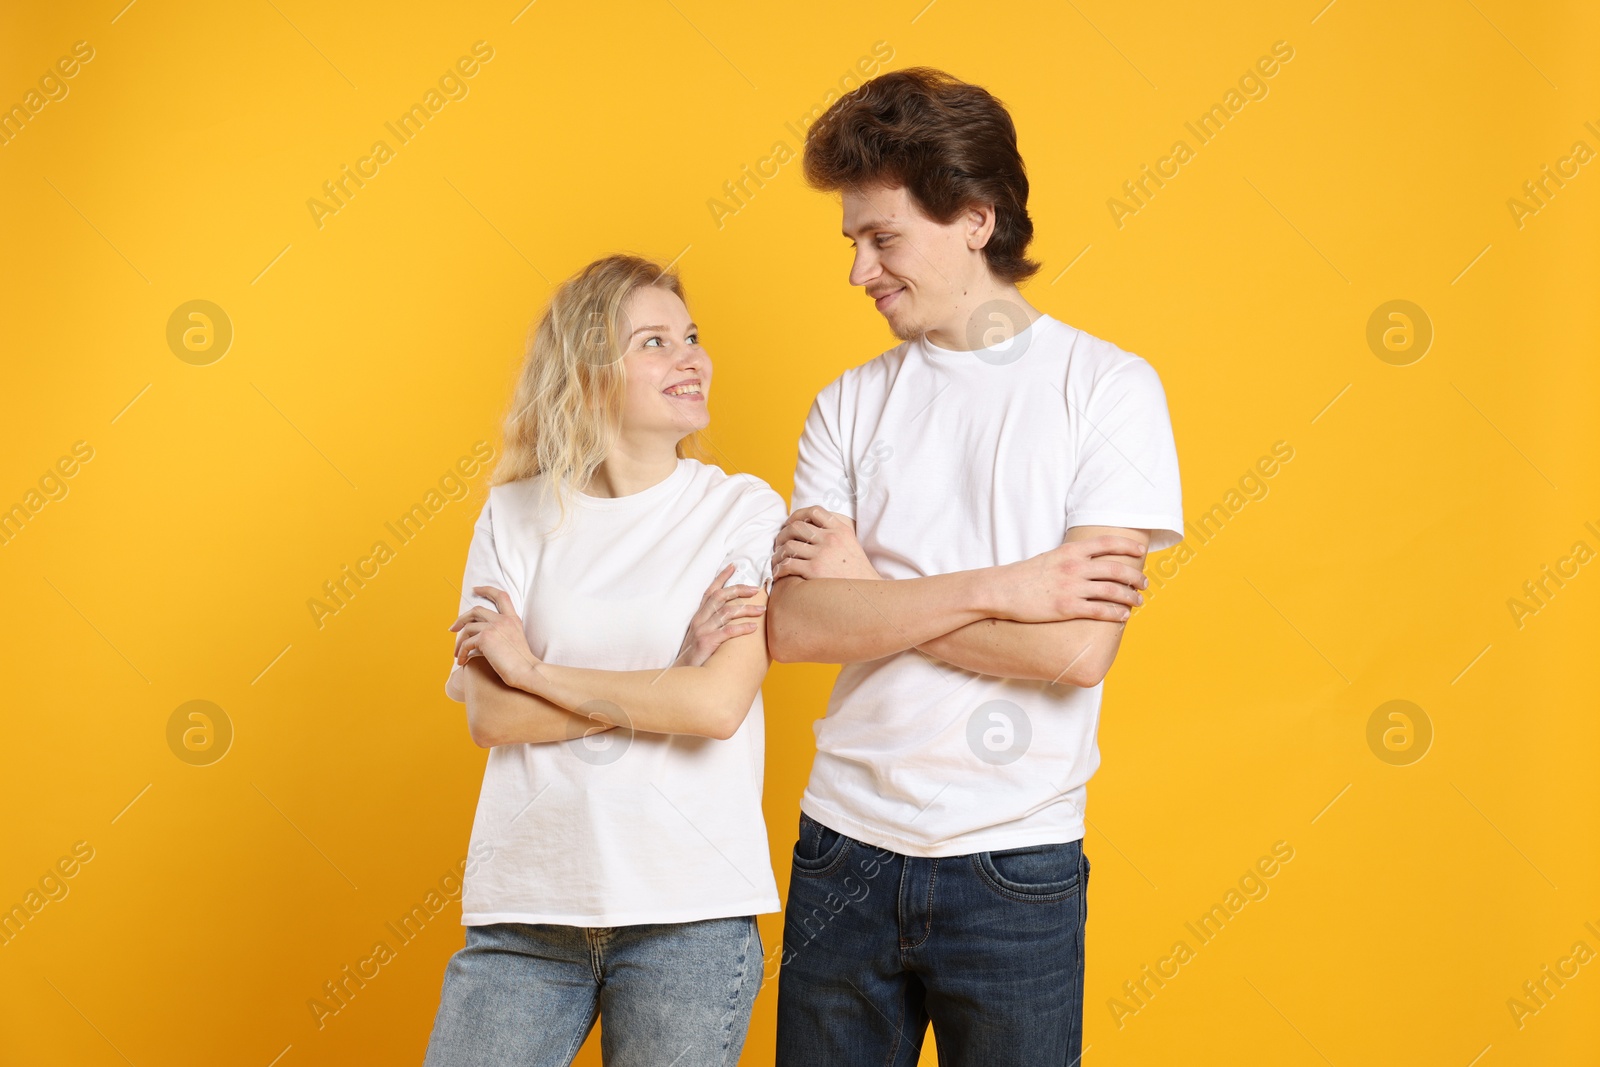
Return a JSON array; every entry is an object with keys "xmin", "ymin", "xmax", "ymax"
[
  {"xmin": 674, "ymin": 563, "xmax": 767, "ymax": 668},
  {"xmin": 449, "ymin": 585, "xmax": 543, "ymax": 689},
  {"xmin": 989, "ymin": 535, "xmax": 1148, "ymax": 624},
  {"xmin": 772, "ymin": 506, "xmax": 882, "ymax": 582}
]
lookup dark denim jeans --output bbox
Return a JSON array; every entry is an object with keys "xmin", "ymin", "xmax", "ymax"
[{"xmin": 775, "ymin": 812, "xmax": 1089, "ymax": 1067}]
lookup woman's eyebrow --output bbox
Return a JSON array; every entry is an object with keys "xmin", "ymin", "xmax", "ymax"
[{"xmin": 629, "ymin": 322, "xmax": 698, "ymax": 336}]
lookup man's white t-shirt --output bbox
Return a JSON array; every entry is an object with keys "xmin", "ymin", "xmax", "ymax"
[
  {"xmin": 788, "ymin": 313, "xmax": 1184, "ymax": 858},
  {"xmin": 445, "ymin": 457, "xmax": 785, "ymax": 925}
]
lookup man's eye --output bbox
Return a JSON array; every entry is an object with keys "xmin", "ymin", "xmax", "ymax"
[{"xmin": 875, "ymin": 235, "xmax": 893, "ymax": 247}]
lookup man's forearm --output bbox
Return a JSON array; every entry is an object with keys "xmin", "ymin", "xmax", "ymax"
[
  {"xmin": 915, "ymin": 531, "xmax": 1146, "ymax": 684},
  {"xmin": 766, "ymin": 570, "xmax": 999, "ymax": 664},
  {"xmin": 916, "ymin": 617, "xmax": 1125, "ymax": 686}
]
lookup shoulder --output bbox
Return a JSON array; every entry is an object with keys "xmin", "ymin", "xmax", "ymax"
[
  {"xmin": 1054, "ymin": 319, "xmax": 1170, "ymax": 398},
  {"xmin": 480, "ymin": 475, "xmax": 552, "ymax": 528},
  {"xmin": 484, "ymin": 475, "xmax": 537, "ymax": 508},
  {"xmin": 682, "ymin": 460, "xmax": 787, "ymax": 521},
  {"xmin": 810, "ymin": 339, "xmax": 912, "ymax": 408}
]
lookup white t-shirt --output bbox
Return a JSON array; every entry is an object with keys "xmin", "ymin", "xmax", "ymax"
[
  {"xmin": 445, "ymin": 457, "xmax": 785, "ymax": 925},
  {"xmin": 788, "ymin": 313, "xmax": 1184, "ymax": 858}
]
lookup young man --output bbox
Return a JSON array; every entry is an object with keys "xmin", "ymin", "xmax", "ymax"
[{"xmin": 765, "ymin": 68, "xmax": 1184, "ymax": 1066}]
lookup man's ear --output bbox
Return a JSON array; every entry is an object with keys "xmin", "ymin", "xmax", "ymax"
[{"xmin": 966, "ymin": 201, "xmax": 997, "ymax": 250}]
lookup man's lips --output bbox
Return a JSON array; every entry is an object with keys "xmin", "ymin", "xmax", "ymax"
[{"xmin": 872, "ymin": 288, "xmax": 903, "ymax": 311}]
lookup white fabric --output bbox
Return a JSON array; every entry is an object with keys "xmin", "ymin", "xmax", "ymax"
[
  {"xmin": 446, "ymin": 458, "xmax": 785, "ymax": 925},
  {"xmin": 788, "ymin": 313, "xmax": 1184, "ymax": 858}
]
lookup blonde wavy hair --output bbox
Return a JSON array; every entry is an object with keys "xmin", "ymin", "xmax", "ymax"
[{"xmin": 487, "ymin": 253, "xmax": 707, "ymax": 533}]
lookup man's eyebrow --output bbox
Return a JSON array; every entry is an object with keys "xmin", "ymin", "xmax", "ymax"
[
  {"xmin": 842, "ymin": 221, "xmax": 892, "ymax": 239},
  {"xmin": 629, "ymin": 322, "xmax": 698, "ymax": 337}
]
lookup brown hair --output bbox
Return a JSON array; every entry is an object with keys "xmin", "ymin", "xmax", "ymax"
[
  {"xmin": 802, "ymin": 66, "xmax": 1040, "ymax": 285},
  {"xmin": 489, "ymin": 253, "xmax": 706, "ymax": 533}
]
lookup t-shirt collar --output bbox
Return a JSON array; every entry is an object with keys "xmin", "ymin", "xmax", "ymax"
[{"xmin": 917, "ymin": 312, "xmax": 1056, "ymax": 366}]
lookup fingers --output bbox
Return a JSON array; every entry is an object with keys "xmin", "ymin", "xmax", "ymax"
[
  {"xmin": 448, "ymin": 604, "xmax": 489, "ymax": 632},
  {"xmin": 1082, "ymin": 535, "xmax": 1147, "ymax": 559},
  {"xmin": 1081, "ymin": 559, "xmax": 1148, "ymax": 589},
  {"xmin": 453, "ymin": 616, "xmax": 487, "ymax": 661},
  {"xmin": 450, "ymin": 601, "xmax": 524, "ymax": 645},
  {"xmin": 1074, "ymin": 598, "xmax": 1134, "ymax": 622},
  {"xmin": 455, "ymin": 619, "xmax": 506, "ymax": 664},
  {"xmin": 453, "ymin": 612, "xmax": 531, "ymax": 667},
  {"xmin": 698, "ymin": 599, "xmax": 767, "ymax": 636},
  {"xmin": 690, "ymin": 577, "xmax": 759, "ymax": 632},
  {"xmin": 771, "ymin": 539, "xmax": 819, "ymax": 571},
  {"xmin": 718, "ymin": 600, "xmax": 767, "ymax": 622},
  {"xmin": 787, "ymin": 505, "xmax": 838, "ymax": 527},
  {"xmin": 472, "ymin": 585, "xmax": 519, "ymax": 616},
  {"xmin": 1083, "ymin": 580, "xmax": 1143, "ymax": 607},
  {"xmin": 703, "ymin": 562, "xmax": 736, "ymax": 596},
  {"xmin": 776, "ymin": 518, "xmax": 824, "ymax": 548}
]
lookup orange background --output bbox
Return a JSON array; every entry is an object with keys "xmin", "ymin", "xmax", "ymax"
[{"xmin": 2, "ymin": 1, "xmax": 1597, "ymax": 1064}]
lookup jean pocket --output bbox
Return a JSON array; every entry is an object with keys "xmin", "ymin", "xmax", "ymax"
[
  {"xmin": 791, "ymin": 813, "xmax": 851, "ymax": 876},
  {"xmin": 973, "ymin": 838, "xmax": 1084, "ymax": 902}
]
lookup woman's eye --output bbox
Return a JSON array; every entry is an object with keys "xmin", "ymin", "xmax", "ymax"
[
  {"xmin": 643, "ymin": 336, "xmax": 663, "ymax": 347},
  {"xmin": 687, "ymin": 332, "xmax": 699, "ymax": 345}
]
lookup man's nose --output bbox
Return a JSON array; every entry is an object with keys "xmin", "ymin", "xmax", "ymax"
[{"xmin": 849, "ymin": 247, "xmax": 878, "ymax": 288}]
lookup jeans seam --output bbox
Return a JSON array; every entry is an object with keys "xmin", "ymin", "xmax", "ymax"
[
  {"xmin": 1070, "ymin": 848, "xmax": 1089, "ymax": 1065},
  {"xmin": 558, "ymin": 1000, "xmax": 599, "ymax": 1067},
  {"xmin": 894, "ymin": 853, "xmax": 911, "ymax": 951},
  {"xmin": 878, "ymin": 979, "xmax": 905, "ymax": 1067},
  {"xmin": 897, "ymin": 859, "xmax": 938, "ymax": 952},
  {"xmin": 585, "ymin": 927, "xmax": 605, "ymax": 985},
  {"xmin": 714, "ymin": 917, "xmax": 758, "ymax": 1062}
]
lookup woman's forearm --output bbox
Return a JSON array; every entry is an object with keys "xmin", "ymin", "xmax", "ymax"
[
  {"xmin": 462, "ymin": 657, "xmax": 613, "ymax": 748},
  {"xmin": 510, "ymin": 659, "xmax": 756, "ymax": 741}
]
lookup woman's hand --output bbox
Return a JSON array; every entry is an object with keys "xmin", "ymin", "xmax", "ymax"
[
  {"xmin": 449, "ymin": 586, "xmax": 543, "ymax": 689},
  {"xmin": 673, "ymin": 563, "xmax": 767, "ymax": 668}
]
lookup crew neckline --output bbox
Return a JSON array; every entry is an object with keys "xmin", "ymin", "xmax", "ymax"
[
  {"xmin": 919, "ymin": 312, "xmax": 1057, "ymax": 366},
  {"xmin": 571, "ymin": 457, "xmax": 693, "ymax": 509}
]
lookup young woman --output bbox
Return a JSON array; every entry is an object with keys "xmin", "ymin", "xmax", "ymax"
[{"xmin": 423, "ymin": 253, "xmax": 785, "ymax": 1067}]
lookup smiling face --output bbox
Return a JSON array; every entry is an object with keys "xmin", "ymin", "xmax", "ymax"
[
  {"xmin": 614, "ymin": 284, "xmax": 711, "ymax": 448},
  {"xmin": 841, "ymin": 182, "xmax": 999, "ymax": 345}
]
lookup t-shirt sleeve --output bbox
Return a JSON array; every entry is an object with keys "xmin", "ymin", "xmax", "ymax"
[
  {"xmin": 720, "ymin": 482, "xmax": 789, "ymax": 593},
  {"xmin": 788, "ymin": 381, "xmax": 852, "ymax": 522},
  {"xmin": 1063, "ymin": 357, "xmax": 1184, "ymax": 552},
  {"xmin": 445, "ymin": 494, "xmax": 514, "ymax": 703}
]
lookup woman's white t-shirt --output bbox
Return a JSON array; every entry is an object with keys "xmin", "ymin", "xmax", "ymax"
[{"xmin": 445, "ymin": 457, "xmax": 785, "ymax": 926}]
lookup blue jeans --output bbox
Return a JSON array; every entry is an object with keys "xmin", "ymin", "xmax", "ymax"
[
  {"xmin": 423, "ymin": 916, "xmax": 762, "ymax": 1067},
  {"xmin": 775, "ymin": 812, "xmax": 1089, "ymax": 1066}
]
